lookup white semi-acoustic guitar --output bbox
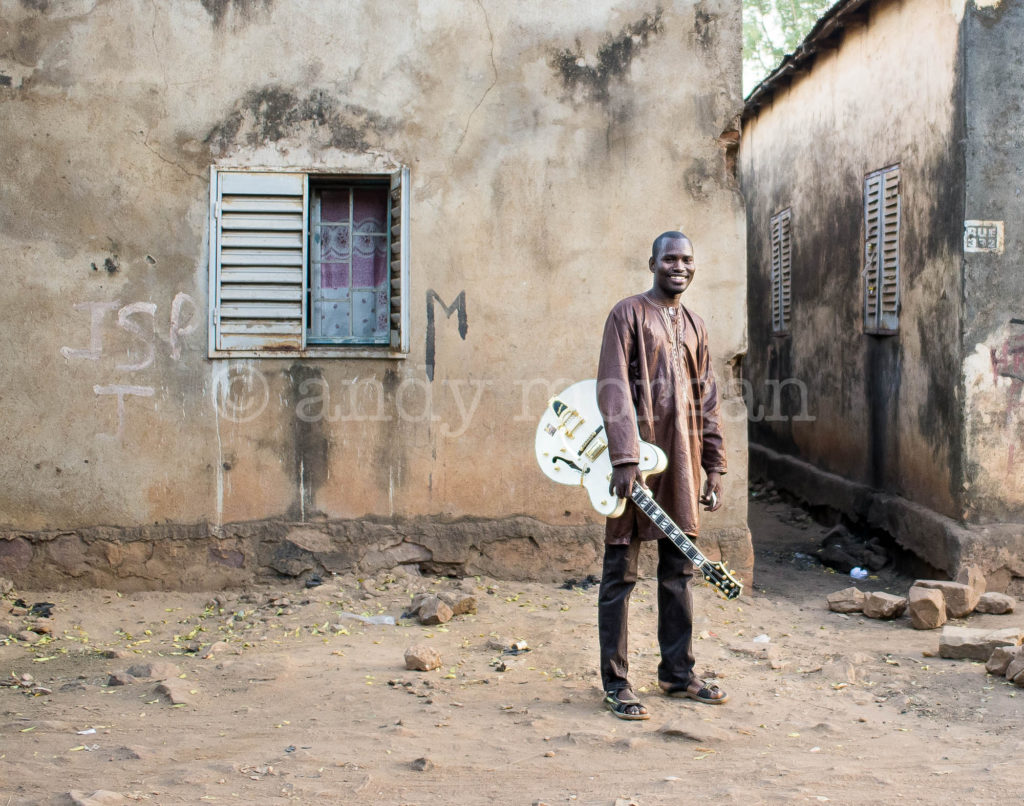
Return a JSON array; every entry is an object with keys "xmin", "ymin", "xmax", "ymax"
[{"xmin": 535, "ymin": 379, "xmax": 742, "ymax": 600}]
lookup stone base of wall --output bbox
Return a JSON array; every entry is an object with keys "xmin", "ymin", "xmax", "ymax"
[
  {"xmin": 0, "ymin": 516, "xmax": 754, "ymax": 592},
  {"xmin": 751, "ymin": 443, "xmax": 1024, "ymax": 593}
]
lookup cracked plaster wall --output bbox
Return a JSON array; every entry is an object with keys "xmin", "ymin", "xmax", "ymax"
[{"xmin": 0, "ymin": 0, "xmax": 748, "ymax": 588}]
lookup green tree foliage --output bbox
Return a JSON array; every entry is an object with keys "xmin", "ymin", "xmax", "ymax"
[{"xmin": 743, "ymin": 0, "xmax": 835, "ymax": 93}]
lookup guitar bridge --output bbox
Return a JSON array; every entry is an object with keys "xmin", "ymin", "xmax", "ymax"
[{"xmin": 551, "ymin": 398, "xmax": 584, "ymax": 440}]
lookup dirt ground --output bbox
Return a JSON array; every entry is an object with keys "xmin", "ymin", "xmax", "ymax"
[{"xmin": 2, "ymin": 496, "xmax": 1022, "ymax": 806}]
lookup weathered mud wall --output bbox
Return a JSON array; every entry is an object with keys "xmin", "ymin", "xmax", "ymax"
[
  {"xmin": 960, "ymin": 0, "xmax": 1024, "ymax": 524},
  {"xmin": 0, "ymin": 0, "xmax": 750, "ymax": 588},
  {"xmin": 741, "ymin": 0, "xmax": 965, "ymax": 519}
]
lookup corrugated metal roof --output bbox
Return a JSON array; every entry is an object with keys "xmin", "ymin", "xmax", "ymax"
[{"xmin": 743, "ymin": 0, "xmax": 874, "ymax": 118}]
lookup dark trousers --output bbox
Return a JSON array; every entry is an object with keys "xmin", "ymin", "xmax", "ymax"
[{"xmin": 598, "ymin": 536, "xmax": 695, "ymax": 693}]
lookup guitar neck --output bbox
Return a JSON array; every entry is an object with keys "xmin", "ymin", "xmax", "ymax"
[{"xmin": 629, "ymin": 483, "xmax": 711, "ymax": 574}]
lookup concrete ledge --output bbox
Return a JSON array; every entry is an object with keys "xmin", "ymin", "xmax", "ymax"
[
  {"xmin": 0, "ymin": 517, "xmax": 753, "ymax": 592},
  {"xmin": 750, "ymin": 442, "xmax": 1024, "ymax": 592}
]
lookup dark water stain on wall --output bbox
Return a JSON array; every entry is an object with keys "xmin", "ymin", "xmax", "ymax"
[
  {"xmin": 550, "ymin": 9, "xmax": 665, "ymax": 104},
  {"xmin": 199, "ymin": 0, "xmax": 273, "ymax": 27},
  {"xmin": 205, "ymin": 85, "xmax": 396, "ymax": 153},
  {"xmin": 286, "ymin": 364, "xmax": 330, "ymax": 521},
  {"xmin": 19, "ymin": 0, "xmax": 48, "ymax": 12},
  {"xmin": 693, "ymin": 2, "xmax": 717, "ymax": 50},
  {"xmin": 866, "ymin": 336, "xmax": 901, "ymax": 492}
]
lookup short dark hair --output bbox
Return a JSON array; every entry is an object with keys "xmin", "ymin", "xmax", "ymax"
[{"xmin": 651, "ymin": 231, "xmax": 689, "ymax": 260}]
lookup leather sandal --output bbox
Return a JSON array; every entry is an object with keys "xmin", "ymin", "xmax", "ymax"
[
  {"xmin": 659, "ymin": 679, "xmax": 728, "ymax": 704},
  {"xmin": 604, "ymin": 688, "xmax": 650, "ymax": 720}
]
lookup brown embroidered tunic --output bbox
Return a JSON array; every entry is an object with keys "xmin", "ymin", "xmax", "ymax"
[{"xmin": 596, "ymin": 292, "xmax": 727, "ymax": 545}]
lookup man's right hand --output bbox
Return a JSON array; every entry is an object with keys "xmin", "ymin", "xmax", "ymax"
[{"xmin": 610, "ymin": 463, "xmax": 643, "ymax": 500}]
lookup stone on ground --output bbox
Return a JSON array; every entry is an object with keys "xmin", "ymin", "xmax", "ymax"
[
  {"xmin": 201, "ymin": 641, "xmax": 230, "ymax": 659},
  {"xmin": 938, "ymin": 626, "xmax": 1024, "ymax": 661},
  {"xmin": 862, "ymin": 592, "xmax": 907, "ymax": 619},
  {"xmin": 106, "ymin": 671, "xmax": 137, "ymax": 687},
  {"xmin": 404, "ymin": 644, "xmax": 442, "ymax": 671},
  {"xmin": 126, "ymin": 661, "xmax": 181, "ymax": 680},
  {"xmin": 975, "ymin": 592, "xmax": 1015, "ymax": 615},
  {"xmin": 155, "ymin": 680, "xmax": 195, "ymax": 706},
  {"xmin": 986, "ymin": 645, "xmax": 1024, "ymax": 676},
  {"xmin": 438, "ymin": 591, "xmax": 477, "ymax": 615},
  {"xmin": 417, "ymin": 597, "xmax": 453, "ymax": 625},
  {"xmin": 913, "ymin": 580, "xmax": 980, "ymax": 618},
  {"xmin": 908, "ymin": 586, "xmax": 947, "ymax": 630},
  {"xmin": 827, "ymin": 587, "xmax": 865, "ymax": 613},
  {"xmin": 955, "ymin": 565, "xmax": 987, "ymax": 597},
  {"xmin": 408, "ymin": 592, "xmax": 432, "ymax": 613},
  {"xmin": 1005, "ymin": 653, "xmax": 1024, "ymax": 682}
]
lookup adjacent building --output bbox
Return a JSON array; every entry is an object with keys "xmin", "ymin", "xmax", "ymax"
[{"xmin": 742, "ymin": 0, "xmax": 1024, "ymax": 589}]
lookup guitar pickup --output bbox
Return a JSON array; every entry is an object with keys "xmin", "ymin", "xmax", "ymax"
[
  {"xmin": 582, "ymin": 440, "xmax": 607, "ymax": 461},
  {"xmin": 577, "ymin": 425, "xmax": 604, "ymax": 458}
]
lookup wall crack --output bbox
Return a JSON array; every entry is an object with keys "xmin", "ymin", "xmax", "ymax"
[{"xmin": 453, "ymin": 0, "xmax": 498, "ymax": 157}]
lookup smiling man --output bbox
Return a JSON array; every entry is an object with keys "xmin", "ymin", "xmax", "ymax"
[{"xmin": 594, "ymin": 231, "xmax": 728, "ymax": 720}]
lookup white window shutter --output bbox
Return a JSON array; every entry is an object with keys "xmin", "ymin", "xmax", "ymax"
[
  {"xmin": 878, "ymin": 167, "xmax": 900, "ymax": 332},
  {"xmin": 210, "ymin": 171, "xmax": 308, "ymax": 353},
  {"xmin": 389, "ymin": 166, "xmax": 410, "ymax": 353}
]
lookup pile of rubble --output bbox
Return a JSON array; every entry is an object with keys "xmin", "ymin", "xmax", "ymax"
[
  {"xmin": 935, "ymin": 625, "xmax": 1024, "ymax": 686},
  {"xmin": 826, "ymin": 565, "xmax": 1023, "ymax": 685},
  {"xmin": 826, "ymin": 565, "xmax": 1014, "ymax": 628},
  {"xmin": 403, "ymin": 590, "xmax": 477, "ymax": 625}
]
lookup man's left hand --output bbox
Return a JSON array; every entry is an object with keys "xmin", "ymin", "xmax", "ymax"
[{"xmin": 701, "ymin": 471, "xmax": 723, "ymax": 512}]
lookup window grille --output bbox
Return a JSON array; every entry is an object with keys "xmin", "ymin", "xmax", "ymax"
[{"xmin": 209, "ymin": 167, "xmax": 409, "ymax": 357}]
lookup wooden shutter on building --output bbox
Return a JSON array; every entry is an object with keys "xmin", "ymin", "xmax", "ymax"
[
  {"xmin": 770, "ymin": 208, "xmax": 792, "ymax": 333},
  {"xmin": 210, "ymin": 171, "xmax": 308, "ymax": 354},
  {"xmin": 389, "ymin": 166, "xmax": 410, "ymax": 353},
  {"xmin": 863, "ymin": 165, "xmax": 900, "ymax": 333}
]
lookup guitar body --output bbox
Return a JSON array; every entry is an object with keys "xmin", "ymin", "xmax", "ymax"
[
  {"xmin": 534, "ymin": 380, "xmax": 665, "ymax": 518},
  {"xmin": 536, "ymin": 379, "xmax": 742, "ymax": 600}
]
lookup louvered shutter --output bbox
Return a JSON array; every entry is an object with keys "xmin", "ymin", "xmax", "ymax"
[
  {"xmin": 770, "ymin": 213, "xmax": 782, "ymax": 332},
  {"xmin": 770, "ymin": 209, "xmax": 792, "ymax": 333},
  {"xmin": 878, "ymin": 167, "xmax": 900, "ymax": 331},
  {"xmin": 389, "ymin": 166, "xmax": 410, "ymax": 352},
  {"xmin": 210, "ymin": 171, "xmax": 308, "ymax": 353},
  {"xmin": 863, "ymin": 166, "xmax": 900, "ymax": 333}
]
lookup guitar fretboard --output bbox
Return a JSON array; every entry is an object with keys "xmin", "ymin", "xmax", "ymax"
[{"xmin": 630, "ymin": 484, "xmax": 710, "ymax": 574}]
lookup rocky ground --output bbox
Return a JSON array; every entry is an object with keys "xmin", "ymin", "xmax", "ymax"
[{"xmin": 2, "ymin": 496, "xmax": 1023, "ymax": 806}]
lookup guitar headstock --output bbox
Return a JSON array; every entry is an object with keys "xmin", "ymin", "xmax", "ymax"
[{"xmin": 702, "ymin": 561, "xmax": 743, "ymax": 600}]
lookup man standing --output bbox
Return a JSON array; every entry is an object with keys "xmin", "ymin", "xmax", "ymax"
[{"xmin": 595, "ymin": 231, "xmax": 728, "ymax": 719}]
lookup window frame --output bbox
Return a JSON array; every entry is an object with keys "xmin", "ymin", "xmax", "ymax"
[
  {"xmin": 769, "ymin": 207, "xmax": 792, "ymax": 336},
  {"xmin": 862, "ymin": 164, "xmax": 900, "ymax": 335},
  {"xmin": 207, "ymin": 166, "xmax": 410, "ymax": 359}
]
